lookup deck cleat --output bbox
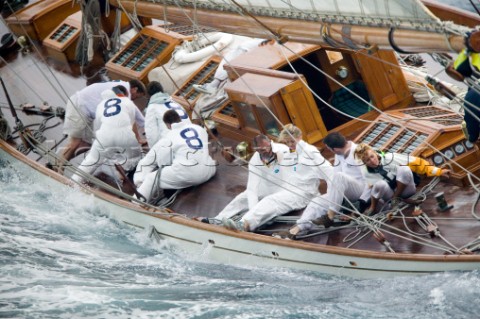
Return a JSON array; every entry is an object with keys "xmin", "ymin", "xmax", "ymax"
[
  {"xmin": 412, "ymin": 205, "xmax": 423, "ymax": 217},
  {"xmin": 427, "ymin": 224, "xmax": 439, "ymax": 238}
]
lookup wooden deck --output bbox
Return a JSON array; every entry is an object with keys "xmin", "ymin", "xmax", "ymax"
[{"xmin": 1, "ymin": 19, "xmax": 480, "ymax": 258}]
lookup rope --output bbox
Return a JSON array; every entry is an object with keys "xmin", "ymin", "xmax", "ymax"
[
  {"xmin": 113, "ymin": 0, "xmax": 143, "ymax": 32},
  {"xmin": 109, "ymin": 8, "xmax": 123, "ymax": 55},
  {"xmin": 76, "ymin": 0, "xmax": 105, "ymax": 66},
  {"xmin": 275, "ymin": 37, "xmax": 480, "ymax": 185},
  {"xmin": 167, "ymin": 0, "xmax": 480, "ymax": 249},
  {"xmin": 2, "ymin": 0, "xmax": 477, "ymax": 255}
]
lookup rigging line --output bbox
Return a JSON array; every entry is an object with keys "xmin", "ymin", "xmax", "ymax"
[
  {"xmin": 35, "ymin": 135, "xmax": 68, "ymax": 162},
  {"xmin": 369, "ymin": 219, "xmax": 460, "ymax": 253},
  {"xmin": 229, "ymin": 0, "xmax": 287, "ymax": 43},
  {"xmin": 467, "ymin": 170, "xmax": 480, "ymax": 195},
  {"xmin": 352, "ymin": 206, "xmax": 456, "ymax": 252},
  {"xmin": 392, "ymin": 216, "xmax": 480, "ymax": 220},
  {"xmin": 234, "ymin": 1, "xmax": 480, "ymax": 203},
  {"xmin": 0, "ymin": 76, "xmax": 21, "ymax": 126},
  {"xmin": 276, "ymin": 46, "xmax": 471, "ymax": 219},
  {"xmin": 277, "ymin": 43, "xmax": 480, "ymax": 185},
  {"xmin": 346, "ymin": 179, "xmax": 466, "ymax": 251},
  {"xmin": 345, "ymin": 209, "xmax": 459, "ymax": 253},
  {"xmin": 399, "ymin": 210, "xmax": 431, "ymax": 237},
  {"xmin": 468, "ymin": 0, "xmax": 480, "ymax": 16},
  {"xmin": 114, "ymin": 0, "xmax": 143, "ymax": 31},
  {"xmin": 0, "ymin": 56, "xmax": 44, "ymax": 103},
  {"xmin": 169, "ymin": 0, "xmax": 468, "ymax": 236},
  {"xmin": 150, "ymin": 2, "xmax": 332, "ymax": 215},
  {"xmin": 471, "ymin": 191, "xmax": 480, "ymax": 221},
  {"xmin": 166, "ymin": 0, "xmax": 477, "ymax": 237},
  {"xmin": 24, "ymin": 132, "xmax": 162, "ymax": 209},
  {"xmin": 0, "ymin": 9, "xmax": 70, "ymax": 104}
]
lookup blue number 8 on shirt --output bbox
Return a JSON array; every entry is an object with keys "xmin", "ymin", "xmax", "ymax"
[
  {"xmin": 180, "ymin": 128, "xmax": 203, "ymax": 150},
  {"xmin": 165, "ymin": 101, "xmax": 188, "ymax": 120},
  {"xmin": 103, "ymin": 98, "xmax": 122, "ymax": 117}
]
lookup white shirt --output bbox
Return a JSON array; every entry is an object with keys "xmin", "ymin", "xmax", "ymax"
[
  {"xmin": 134, "ymin": 121, "xmax": 215, "ymax": 184},
  {"xmin": 361, "ymin": 152, "xmax": 414, "ymax": 188},
  {"xmin": 145, "ymin": 92, "xmax": 191, "ymax": 147},
  {"xmin": 280, "ymin": 140, "xmax": 333, "ymax": 196},
  {"xmin": 332, "ymin": 140, "xmax": 370, "ymax": 201},
  {"xmin": 246, "ymin": 141, "xmax": 289, "ymax": 209},
  {"xmin": 332, "ymin": 141, "xmax": 364, "ymax": 179},
  {"xmin": 76, "ymin": 81, "xmax": 145, "ymax": 128},
  {"xmin": 94, "ymin": 90, "xmax": 137, "ymax": 129}
]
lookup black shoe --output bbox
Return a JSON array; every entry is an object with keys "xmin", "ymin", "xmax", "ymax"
[
  {"xmin": 311, "ymin": 215, "xmax": 334, "ymax": 228},
  {"xmin": 193, "ymin": 217, "xmax": 211, "ymax": 224}
]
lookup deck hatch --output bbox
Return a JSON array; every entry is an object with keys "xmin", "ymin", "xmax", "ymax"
[
  {"xmin": 48, "ymin": 23, "xmax": 77, "ymax": 43},
  {"xmin": 401, "ymin": 107, "xmax": 452, "ymax": 118},
  {"xmin": 359, "ymin": 123, "xmax": 428, "ymax": 153},
  {"xmin": 400, "ymin": 107, "xmax": 462, "ymax": 126},
  {"xmin": 111, "ymin": 37, "xmax": 169, "ymax": 72},
  {"xmin": 388, "ymin": 131, "xmax": 428, "ymax": 153},
  {"xmin": 173, "ymin": 60, "xmax": 219, "ymax": 100}
]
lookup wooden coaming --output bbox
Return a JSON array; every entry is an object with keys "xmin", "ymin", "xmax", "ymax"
[
  {"xmin": 6, "ymin": 0, "xmax": 80, "ymax": 41},
  {"xmin": 42, "ymin": 11, "xmax": 82, "ymax": 63},
  {"xmin": 106, "ymin": 25, "xmax": 185, "ymax": 84}
]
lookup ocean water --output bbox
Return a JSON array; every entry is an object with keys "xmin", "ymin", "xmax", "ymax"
[{"xmin": 1, "ymin": 146, "xmax": 480, "ymax": 319}]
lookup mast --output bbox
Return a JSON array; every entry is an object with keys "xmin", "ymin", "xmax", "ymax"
[{"xmin": 109, "ymin": 0, "xmax": 473, "ymax": 53}]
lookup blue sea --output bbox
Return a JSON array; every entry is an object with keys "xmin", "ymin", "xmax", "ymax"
[{"xmin": 2, "ymin": 0, "xmax": 480, "ymax": 318}]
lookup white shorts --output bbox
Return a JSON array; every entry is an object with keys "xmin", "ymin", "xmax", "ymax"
[{"xmin": 63, "ymin": 93, "xmax": 94, "ymax": 142}]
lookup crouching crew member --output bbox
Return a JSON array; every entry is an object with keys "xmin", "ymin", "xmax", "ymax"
[
  {"xmin": 214, "ymin": 134, "xmax": 288, "ymax": 221},
  {"xmin": 71, "ymin": 86, "xmax": 143, "ymax": 183},
  {"xmin": 223, "ymin": 124, "xmax": 333, "ymax": 232},
  {"xmin": 354, "ymin": 143, "xmax": 450, "ymax": 215},
  {"xmin": 134, "ymin": 110, "xmax": 216, "ymax": 203}
]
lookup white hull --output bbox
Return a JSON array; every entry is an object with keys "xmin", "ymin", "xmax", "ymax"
[{"xmin": 2, "ymin": 141, "xmax": 480, "ymax": 279}]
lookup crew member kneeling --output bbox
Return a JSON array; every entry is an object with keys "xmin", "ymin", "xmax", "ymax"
[{"xmin": 133, "ymin": 110, "xmax": 216, "ymax": 203}]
